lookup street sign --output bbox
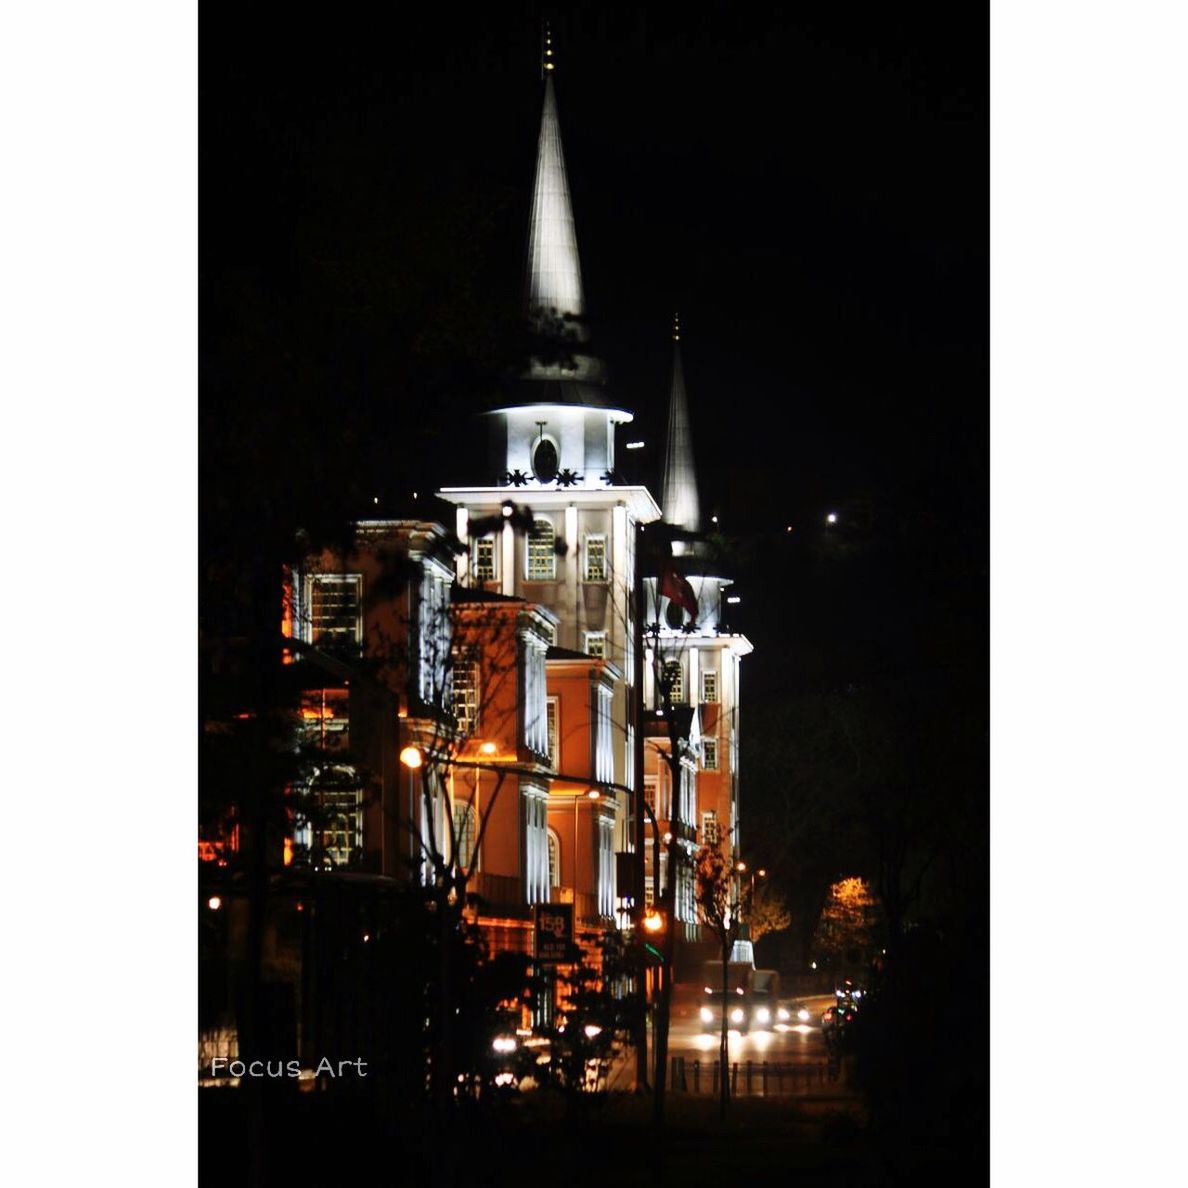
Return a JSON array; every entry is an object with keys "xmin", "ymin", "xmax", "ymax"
[{"xmin": 533, "ymin": 903, "xmax": 573, "ymax": 963}]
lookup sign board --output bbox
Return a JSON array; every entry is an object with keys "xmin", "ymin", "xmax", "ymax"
[{"xmin": 533, "ymin": 903, "xmax": 573, "ymax": 963}]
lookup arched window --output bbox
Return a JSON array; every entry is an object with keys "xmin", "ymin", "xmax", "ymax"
[
  {"xmin": 455, "ymin": 802, "xmax": 477, "ymax": 871},
  {"xmin": 547, "ymin": 828, "xmax": 561, "ymax": 889},
  {"xmin": 527, "ymin": 519, "xmax": 557, "ymax": 581}
]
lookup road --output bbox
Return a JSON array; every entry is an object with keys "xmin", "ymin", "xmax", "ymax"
[{"xmin": 665, "ymin": 993, "xmax": 837, "ymax": 1065}]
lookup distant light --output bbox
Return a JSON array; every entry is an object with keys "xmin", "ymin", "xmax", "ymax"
[
  {"xmin": 711, "ymin": 515, "xmax": 718, "ymax": 524},
  {"xmin": 479, "ymin": 741, "xmax": 497, "ymax": 755},
  {"xmin": 726, "ymin": 596, "xmax": 741, "ymax": 605},
  {"xmin": 584, "ymin": 1024, "xmax": 602, "ymax": 1039},
  {"xmin": 643, "ymin": 911, "xmax": 664, "ymax": 933},
  {"xmin": 785, "ymin": 525, "xmax": 793, "ymax": 532},
  {"xmin": 663, "ymin": 831, "xmax": 673, "ymax": 844},
  {"xmin": 362, "ymin": 933, "xmax": 371, "ymax": 943},
  {"xmin": 502, "ymin": 502, "xmax": 514, "ymax": 517},
  {"xmin": 826, "ymin": 512, "xmax": 837, "ymax": 524},
  {"xmin": 811, "ymin": 961, "xmax": 817, "ymax": 970},
  {"xmin": 758, "ymin": 869, "xmax": 767, "ymax": 878},
  {"xmin": 626, "ymin": 441, "xmax": 645, "ymax": 450},
  {"xmin": 737, "ymin": 861, "xmax": 747, "ymax": 873},
  {"xmin": 400, "ymin": 745, "xmax": 423, "ymax": 769},
  {"xmin": 587, "ymin": 789, "xmax": 601, "ymax": 800},
  {"xmin": 413, "ymin": 491, "xmax": 418, "ymax": 500},
  {"xmin": 492, "ymin": 1037, "xmax": 517, "ymax": 1054},
  {"xmin": 373, "ymin": 496, "xmax": 379, "ymax": 505},
  {"xmin": 207, "ymin": 896, "xmax": 222, "ymax": 911}
]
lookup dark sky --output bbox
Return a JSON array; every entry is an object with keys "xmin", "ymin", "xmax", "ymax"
[{"xmin": 201, "ymin": 2, "xmax": 987, "ymax": 698}]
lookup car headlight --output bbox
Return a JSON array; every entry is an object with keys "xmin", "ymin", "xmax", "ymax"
[
  {"xmin": 492, "ymin": 1037, "xmax": 516, "ymax": 1054},
  {"xmin": 777, "ymin": 1007, "xmax": 790, "ymax": 1021},
  {"xmin": 730, "ymin": 1007, "xmax": 745, "ymax": 1024},
  {"xmin": 700, "ymin": 1006, "xmax": 714, "ymax": 1023},
  {"xmin": 798, "ymin": 1008, "xmax": 811, "ymax": 1022},
  {"xmin": 756, "ymin": 1007, "xmax": 771, "ymax": 1024}
]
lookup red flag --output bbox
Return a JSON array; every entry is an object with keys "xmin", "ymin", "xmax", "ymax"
[{"xmin": 659, "ymin": 555, "xmax": 698, "ymax": 619}]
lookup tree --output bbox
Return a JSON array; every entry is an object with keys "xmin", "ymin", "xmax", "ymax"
[
  {"xmin": 693, "ymin": 837, "xmax": 746, "ymax": 1121},
  {"xmin": 748, "ymin": 883, "xmax": 793, "ymax": 943},
  {"xmin": 812, "ymin": 875, "xmax": 880, "ymax": 970}
]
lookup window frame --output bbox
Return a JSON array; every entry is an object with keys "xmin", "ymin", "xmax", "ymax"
[
  {"xmin": 583, "ymin": 533, "xmax": 608, "ymax": 582},
  {"xmin": 701, "ymin": 668, "xmax": 718, "ymax": 704},
  {"xmin": 473, "ymin": 535, "xmax": 497, "ymax": 582},
  {"xmin": 526, "ymin": 518, "xmax": 557, "ymax": 581}
]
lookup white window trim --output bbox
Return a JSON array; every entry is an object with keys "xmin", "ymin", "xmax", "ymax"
[
  {"xmin": 702, "ymin": 669, "xmax": 718, "ymax": 704},
  {"xmin": 584, "ymin": 630, "xmax": 607, "ymax": 659},
  {"xmin": 473, "ymin": 535, "xmax": 498, "ymax": 582},
  {"xmin": 583, "ymin": 533, "xmax": 608, "ymax": 582},
  {"xmin": 302, "ymin": 573, "xmax": 364, "ymax": 649},
  {"xmin": 702, "ymin": 738, "xmax": 719, "ymax": 770},
  {"xmin": 526, "ymin": 518, "xmax": 557, "ymax": 581}
]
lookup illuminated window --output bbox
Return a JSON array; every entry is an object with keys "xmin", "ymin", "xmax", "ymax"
[
  {"xmin": 644, "ymin": 775, "xmax": 657, "ymax": 811},
  {"xmin": 701, "ymin": 810, "xmax": 720, "ymax": 846},
  {"xmin": 305, "ymin": 575, "xmax": 362, "ymax": 654},
  {"xmin": 662, "ymin": 659, "xmax": 684, "ymax": 703},
  {"xmin": 455, "ymin": 801, "xmax": 477, "ymax": 871},
  {"xmin": 701, "ymin": 669, "xmax": 718, "ymax": 703},
  {"xmin": 452, "ymin": 651, "xmax": 480, "ymax": 735},
  {"xmin": 474, "ymin": 536, "xmax": 496, "ymax": 582},
  {"xmin": 584, "ymin": 631, "xmax": 606, "ymax": 658},
  {"xmin": 299, "ymin": 766, "xmax": 362, "ymax": 869},
  {"xmin": 702, "ymin": 739, "xmax": 718, "ymax": 770},
  {"xmin": 527, "ymin": 519, "xmax": 556, "ymax": 581},
  {"xmin": 584, "ymin": 534, "xmax": 607, "ymax": 581},
  {"xmin": 547, "ymin": 828, "xmax": 561, "ymax": 888},
  {"xmin": 546, "ymin": 697, "xmax": 559, "ymax": 770}
]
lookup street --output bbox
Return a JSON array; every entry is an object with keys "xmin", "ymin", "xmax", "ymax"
[{"xmin": 665, "ymin": 993, "xmax": 838, "ymax": 1065}]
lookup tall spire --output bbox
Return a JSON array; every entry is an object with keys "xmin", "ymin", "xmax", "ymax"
[
  {"xmin": 525, "ymin": 38, "xmax": 585, "ymax": 331},
  {"xmin": 662, "ymin": 314, "xmax": 700, "ymax": 553}
]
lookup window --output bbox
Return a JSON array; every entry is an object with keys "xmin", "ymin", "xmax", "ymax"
[
  {"xmin": 597, "ymin": 814, "xmax": 615, "ymax": 918},
  {"xmin": 452, "ymin": 651, "xmax": 480, "ymax": 736},
  {"xmin": 533, "ymin": 436, "xmax": 559, "ymax": 482},
  {"xmin": 701, "ymin": 809, "xmax": 720, "ymax": 846},
  {"xmin": 540, "ymin": 620, "xmax": 557, "ymax": 645},
  {"xmin": 662, "ymin": 659, "xmax": 684, "ymax": 703},
  {"xmin": 455, "ymin": 801, "xmax": 477, "ymax": 871},
  {"xmin": 584, "ymin": 631, "xmax": 606, "ymax": 659},
  {"xmin": 584, "ymin": 534, "xmax": 607, "ymax": 582},
  {"xmin": 527, "ymin": 519, "xmax": 556, "ymax": 580},
  {"xmin": 418, "ymin": 568, "xmax": 451, "ymax": 704},
  {"xmin": 546, "ymin": 697, "xmax": 559, "ymax": 770},
  {"xmin": 701, "ymin": 669, "xmax": 718, "ymax": 704},
  {"xmin": 306, "ymin": 575, "xmax": 362, "ymax": 654},
  {"xmin": 702, "ymin": 738, "xmax": 718, "ymax": 770},
  {"xmin": 644, "ymin": 776, "xmax": 657, "ymax": 811},
  {"xmin": 474, "ymin": 536, "xmax": 496, "ymax": 582},
  {"xmin": 547, "ymin": 829, "xmax": 560, "ymax": 888},
  {"xmin": 301, "ymin": 766, "xmax": 362, "ymax": 869}
]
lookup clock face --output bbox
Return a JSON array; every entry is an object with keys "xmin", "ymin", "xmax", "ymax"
[{"xmin": 533, "ymin": 438, "xmax": 559, "ymax": 482}]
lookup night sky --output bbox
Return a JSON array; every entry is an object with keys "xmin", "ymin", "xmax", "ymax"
[{"xmin": 201, "ymin": 3, "xmax": 987, "ymax": 701}]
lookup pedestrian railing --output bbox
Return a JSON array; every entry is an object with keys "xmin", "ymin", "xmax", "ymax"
[{"xmin": 668, "ymin": 1056, "xmax": 850, "ymax": 1096}]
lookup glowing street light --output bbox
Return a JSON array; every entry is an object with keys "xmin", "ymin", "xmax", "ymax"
[
  {"xmin": 826, "ymin": 512, "xmax": 838, "ymax": 525},
  {"xmin": 642, "ymin": 909, "xmax": 665, "ymax": 934},
  {"xmin": 207, "ymin": 896, "xmax": 222, "ymax": 911},
  {"xmin": 399, "ymin": 745, "xmax": 423, "ymax": 769}
]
